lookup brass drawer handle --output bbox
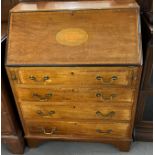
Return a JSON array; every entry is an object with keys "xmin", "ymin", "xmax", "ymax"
[
  {"xmin": 36, "ymin": 110, "xmax": 55, "ymax": 117},
  {"xmin": 96, "ymin": 93, "xmax": 116, "ymax": 101},
  {"xmin": 42, "ymin": 127, "xmax": 57, "ymax": 135},
  {"xmin": 29, "ymin": 75, "xmax": 50, "ymax": 82},
  {"xmin": 96, "ymin": 129, "xmax": 112, "ymax": 134},
  {"xmin": 96, "ymin": 111, "xmax": 115, "ymax": 119},
  {"xmin": 96, "ymin": 75, "xmax": 118, "ymax": 84},
  {"xmin": 32, "ymin": 93, "xmax": 52, "ymax": 101}
]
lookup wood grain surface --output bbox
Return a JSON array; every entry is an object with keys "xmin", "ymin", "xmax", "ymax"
[
  {"xmin": 6, "ymin": 65, "xmax": 142, "ymax": 152},
  {"xmin": 6, "ymin": 1, "xmax": 142, "ymax": 66},
  {"xmin": 5, "ymin": 1, "xmax": 142, "ymax": 151},
  {"xmin": 20, "ymin": 103, "xmax": 132, "ymax": 121},
  {"xmin": 26, "ymin": 120, "xmax": 130, "ymax": 138},
  {"xmin": 8, "ymin": 67, "xmax": 138, "ymax": 88},
  {"xmin": 11, "ymin": 0, "xmax": 139, "ymax": 12},
  {"xmin": 15, "ymin": 87, "xmax": 135, "ymax": 103}
]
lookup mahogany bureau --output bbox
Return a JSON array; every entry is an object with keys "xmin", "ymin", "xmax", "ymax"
[{"xmin": 6, "ymin": 0, "xmax": 142, "ymax": 151}]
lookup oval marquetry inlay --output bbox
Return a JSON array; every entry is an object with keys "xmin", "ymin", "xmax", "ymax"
[{"xmin": 56, "ymin": 28, "xmax": 88, "ymax": 46}]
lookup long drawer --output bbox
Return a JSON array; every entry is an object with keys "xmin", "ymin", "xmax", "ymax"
[
  {"xmin": 20, "ymin": 104, "xmax": 132, "ymax": 121},
  {"xmin": 26, "ymin": 121, "xmax": 130, "ymax": 138},
  {"xmin": 9, "ymin": 67, "xmax": 138, "ymax": 88},
  {"xmin": 15, "ymin": 87, "xmax": 135, "ymax": 103}
]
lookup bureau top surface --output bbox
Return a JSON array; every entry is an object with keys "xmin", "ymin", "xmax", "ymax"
[
  {"xmin": 10, "ymin": 0, "xmax": 138, "ymax": 12},
  {"xmin": 6, "ymin": 0, "xmax": 142, "ymax": 66}
]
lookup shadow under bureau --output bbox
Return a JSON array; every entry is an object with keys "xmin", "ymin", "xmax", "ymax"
[{"xmin": 6, "ymin": 0, "xmax": 142, "ymax": 152}]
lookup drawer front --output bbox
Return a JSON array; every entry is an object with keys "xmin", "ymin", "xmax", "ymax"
[
  {"xmin": 9, "ymin": 67, "xmax": 138, "ymax": 87},
  {"xmin": 26, "ymin": 121, "xmax": 130, "ymax": 138},
  {"xmin": 16, "ymin": 87, "xmax": 134, "ymax": 103},
  {"xmin": 20, "ymin": 104, "xmax": 132, "ymax": 121}
]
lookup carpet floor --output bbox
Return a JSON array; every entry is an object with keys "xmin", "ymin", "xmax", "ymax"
[{"xmin": 2, "ymin": 141, "xmax": 153, "ymax": 155}]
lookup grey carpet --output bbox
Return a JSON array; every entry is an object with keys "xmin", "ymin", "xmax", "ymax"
[{"xmin": 2, "ymin": 141, "xmax": 153, "ymax": 155}]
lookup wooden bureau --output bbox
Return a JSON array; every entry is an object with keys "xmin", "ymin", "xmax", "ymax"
[{"xmin": 6, "ymin": 0, "xmax": 142, "ymax": 151}]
